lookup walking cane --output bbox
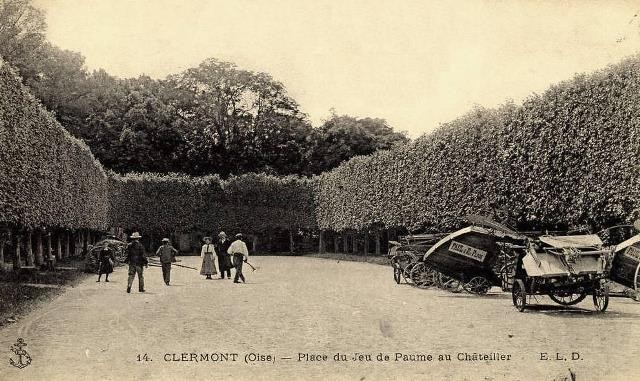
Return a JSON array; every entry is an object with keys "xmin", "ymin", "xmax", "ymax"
[
  {"xmin": 245, "ymin": 261, "xmax": 257, "ymax": 272},
  {"xmin": 148, "ymin": 258, "xmax": 197, "ymax": 270}
]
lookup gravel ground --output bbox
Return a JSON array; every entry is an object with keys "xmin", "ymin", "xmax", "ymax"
[{"xmin": 0, "ymin": 256, "xmax": 638, "ymax": 381}]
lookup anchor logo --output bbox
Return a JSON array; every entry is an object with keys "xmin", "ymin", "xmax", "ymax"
[{"xmin": 9, "ymin": 338, "xmax": 32, "ymax": 369}]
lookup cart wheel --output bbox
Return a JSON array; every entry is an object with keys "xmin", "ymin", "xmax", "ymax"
[
  {"xmin": 410, "ymin": 263, "xmax": 438, "ymax": 288},
  {"xmin": 437, "ymin": 273, "xmax": 462, "ymax": 292},
  {"xmin": 403, "ymin": 262, "xmax": 416, "ymax": 284},
  {"xmin": 393, "ymin": 266, "xmax": 401, "ymax": 284},
  {"xmin": 463, "ymin": 276, "xmax": 491, "ymax": 295},
  {"xmin": 593, "ymin": 284, "xmax": 609, "ymax": 312},
  {"xmin": 499, "ymin": 262, "xmax": 515, "ymax": 291},
  {"xmin": 549, "ymin": 292, "xmax": 588, "ymax": 306},
  {"xmin": 512, "ymin": 279, "xmax": 527, "ymax": 312}
]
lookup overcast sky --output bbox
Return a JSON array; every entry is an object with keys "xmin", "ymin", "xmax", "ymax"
[{"xmin": 33, "ymin": 0, "xmax": 640, "ymax": 137}]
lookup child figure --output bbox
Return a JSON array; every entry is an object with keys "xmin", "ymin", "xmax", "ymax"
[{"xmin": 97, "ymin": 247, "xmax": 114, "ymax": 282}]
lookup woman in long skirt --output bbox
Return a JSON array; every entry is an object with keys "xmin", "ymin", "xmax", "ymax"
[
  {"xmin": 200, "ymin": 237, "xmax": 217, "ymax": 280},
  {"xmin": 97, "ymin": 247, "xmax": 114, "ymax": 282}
]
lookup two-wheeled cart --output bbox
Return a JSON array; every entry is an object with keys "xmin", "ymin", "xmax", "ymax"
[{"xmin": 511, "ymin": 234, "xmax": 611, "ymax": 312}]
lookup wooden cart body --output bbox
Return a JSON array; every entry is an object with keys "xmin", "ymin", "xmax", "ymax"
[
  {"xmin": 609, "ymin": 235, "xmax": 640, "ymax": 290},
  {"xmin": 512, "ymin": 234, "xmax": 611, "ymax": 312},
  {"xmin": 422, "ymin": 226, "xmax": 524, "ymax": 287}
]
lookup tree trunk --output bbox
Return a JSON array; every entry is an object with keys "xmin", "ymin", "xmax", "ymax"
[
  {"xmin": 0, "ymin": 228, "xmax": 11, "ymax": 270},
  {"xmin": 26, "ymin": 230, "xmax": 34, "ymax": 266},
  {"xmin": 47, "ymin": 232, "xmax": 53, "ymax": 263},
  {"xmin": 35, "ymin": 230, "xmax": 44, "ymax": 265},
  {"xmin": 375, "ymin": 230, "xmax": 381, "ymax": 256},
  {"xmin": 76, "ymin": 231, "xmax": 83, "ymax": 256},
  {"xmin": 319, "ymin": 230, "xmax": 326, "ymax": 254},
  {"xmin": 83, "ymin": 230, "xmax": 89, "ymax": 257},
  {"xmin": 351, "ymin": 233, "xmax": 358, "ymax": 254},
  {"xmin": 333, "ymin": 234, "xmax": 339, "ymax": 253},
  {"xmin": 148, "ymin": 231, "xmax": 155, "ymax": 253},
  {"xmin": 14, "ymin": 232, "xmax": 22, "ymax": 270},
  {"xmin": 364, "ymin": 231, "xmax": 370, "ymax": 256},
  {"xmin": 342, "ymin": 232, "xmax": 348, "ymax": 253},
  {"xmin": 289, "ymin": 228, "xmax": 294, "ymax": 254},
  {"xmin": 65, "ymin": 231, "xmax": 70, "ymax": 258},
  {"xmin": 57, "ymin": 231, "xmax": 63, "ymax": 260},
  {"xmin": 0, "ymin": 236, "xmax": 4, "ymax": 265},
  {"xmin": 266, "ymin": 230, "xmax": 273, "ymax": 252},
  {"xmin": 70, "ymin": 231, "xmax": 75, "ymax": 257}
]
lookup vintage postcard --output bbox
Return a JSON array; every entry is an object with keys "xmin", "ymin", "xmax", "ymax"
[{"xmin": 1, "ymin": 1, "xmax": 639, "ymax": 380}]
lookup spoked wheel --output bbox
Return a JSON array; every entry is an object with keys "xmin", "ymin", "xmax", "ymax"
[
  {"xmin": 393, "ymin": 265, "xmax": 401, "ymax": 284},
  {"xmin": 390, "ymin": 253, "xmax": 417, "ymax": 284},
  {"xmin": 402, "ymin": 262, "xmax": 417, "ymax": 284},
  {"xmin": 512, "ymin": 279, "xmax": 527, "ymax": 312},
  {"xmin": 549, "ymin": 292, "xmax": 588, "ymax": 306},
  {"xmin": 437, "ymin": 273, "xmax": 462, "ymax": 293},
  {"xmin": 463, "ymin": 276, "xmax": 492, "ymax": 295},
  {"xmin": 593, "ymin": 283, "xmax": 610, "ymax": 312},
  {"xmin": 499, "ymin": 262, "xmax": 516, "ymax": 291},
  {"xmin": 410, "ymin": 263, "xmax": 438, "ymax": 288}
]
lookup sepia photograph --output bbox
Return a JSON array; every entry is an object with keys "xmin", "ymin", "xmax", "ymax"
[{"xmin": 1, "ymin": 0, "xmax": 640, "ymax": 380}]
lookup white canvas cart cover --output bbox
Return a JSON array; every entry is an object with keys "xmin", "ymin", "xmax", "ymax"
[{"xmin": 538, "ymin": 235, "xmax": 603, "ymax": 248}]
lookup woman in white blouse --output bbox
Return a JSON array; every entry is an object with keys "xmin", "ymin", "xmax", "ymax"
[{"xmin": 200, "ymin": 237, "xmax": 217, "ymax": 280}]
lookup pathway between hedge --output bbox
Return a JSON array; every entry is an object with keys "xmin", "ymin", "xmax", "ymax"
[{"xmin": 1, "ymin": 256, "xmax": 639, "ymax": 381}]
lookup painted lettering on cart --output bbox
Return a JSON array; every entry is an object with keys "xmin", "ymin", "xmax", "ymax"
[
  {"xmin": 449, "ymin": 241, "xmax": 487, "ymax": 262},
  {"xmin": 624, "ymin": 246, "xmax": 640, "ymax": 260}
]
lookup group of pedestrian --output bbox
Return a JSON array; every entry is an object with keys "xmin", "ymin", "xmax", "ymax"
[
  {"xmin": 200, "ymin": 232, "xmax": 249, "ymax": 283},
  {"xmin": 97, "ymin": 231, "xmax": 251, "ymax": 293}
]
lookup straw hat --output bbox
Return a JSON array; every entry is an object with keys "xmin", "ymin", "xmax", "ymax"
[
  {"xmin": 218, "ymin": 231, "xmax": 227, "ymax": 238},
  {"xmin": 130, "ymin": 232, "xmax": 142, "ymax": 239},
  {"xmin": 235, "ymin": 233, "xmax": 243, "ymax": 238},
  {"xmin": 203, "ymin": 236, "xmax": 212, "ymax": 241},
  {"xmin": 162, "ymin": 238, "xmax": 170, "ymax": 243}
]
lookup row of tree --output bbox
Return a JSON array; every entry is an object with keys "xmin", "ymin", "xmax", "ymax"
[
  {"xmin": 0, "ymin": 0, "xmax": 408, "ymax": 178},
  {"xmin": 108, "ymin": 172, "xmax": 316, "ymax": 252},
  {"xmin": 0, "ymin": 56, "xmax": 109, "ymax": 267},
  {"xmin": 315, "ymin": 55, "xmax": 640, "ymax": 234},
  {"xmin": 108, "ymin": 172, "xmax": 316, "ymax": 233}
]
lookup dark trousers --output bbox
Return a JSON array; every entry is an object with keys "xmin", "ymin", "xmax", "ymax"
[
  {"xmin": 233, "ymin": 253, "xmax": 245, "ymax": 283},
  {"xmin": 161, "ymin": 263, "xmax": 171, "ymax": 284},
  {"xmin": 127, "ymin": 265, "xmax": 144, "ymax": 291},
  {"xmin": 217, "ymin": 254, "xmax": 231, "ymax": 278}
]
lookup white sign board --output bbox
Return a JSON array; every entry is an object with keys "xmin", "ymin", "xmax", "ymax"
[
  {"xmin": 449, "ymin": 241, "xmax": 488, "ymax": 262},
  {"xmin": 625, "ymin": 246, "xmax": 640, "ymax": 260}
]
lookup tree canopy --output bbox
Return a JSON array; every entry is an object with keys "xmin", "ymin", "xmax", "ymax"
[{"xmin": 0, "ymin": 0, "xmax": 408, "ymax": 178}]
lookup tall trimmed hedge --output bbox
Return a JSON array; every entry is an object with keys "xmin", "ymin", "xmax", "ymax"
[
  {"xmin": 108, "ymin": 172, "xmax": 316, "ymax": 234},
  {"xmin": 317, "ymin": 55, "xmax": 640, "ymax": 232},
  {"xmin": 0, "ymin": 59, "xmax": 109, "ymax": 230}
]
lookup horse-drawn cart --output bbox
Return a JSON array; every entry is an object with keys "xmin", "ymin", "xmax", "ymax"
[
  {"xmin": 609, "ymin": 234, "xmax": 640, "ymax": 297},
  {"xmin": 421, "ymin": 224, "xmax": 526, "ymax": 294},
  {"xmin": 511, "ymin": 234, "xmax": 611, "ymax": 312},
  {"xmin": 388, "ymin": 233, "xmax": 446, "ymax": 285}
]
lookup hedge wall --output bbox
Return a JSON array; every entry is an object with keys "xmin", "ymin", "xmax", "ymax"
[
  {"xmin": 0, "ymin": 59, "xmax": 109, "ymax": 230},
  {"xmin": 316, "ymin": 55, "xmax": 640, "ymax": 233},
  {"xmin": 108, "ymin": 172, "xmax": 316, "ymax": 234}
]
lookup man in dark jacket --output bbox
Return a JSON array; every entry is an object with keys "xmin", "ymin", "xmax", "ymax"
[
  {"xmin": 125, "ymin": 232, "xmax": 148, "ymax": 293},
  {"xmin": 156, "ymin": 238, "xmax": 178, "ymax": 285},
  {"xmin": 215, "ymin": 231, "xmax": 232, "ymax": 279}
]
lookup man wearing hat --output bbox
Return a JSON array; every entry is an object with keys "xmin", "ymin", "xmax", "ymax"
[
  {"xmin": 215, "ymin": 231, "xmax": 232, "ymax": 279},
  {"xmin": 227, "ymin": 233, "xmax": 249, "ymax": 283},
  {"xmin": 156, "ymin": 238, "xmax": 178, "ymax": 285},
  {"xmin": 125, "ymin": 232, "xmax": 148, "ymax": 293}
]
